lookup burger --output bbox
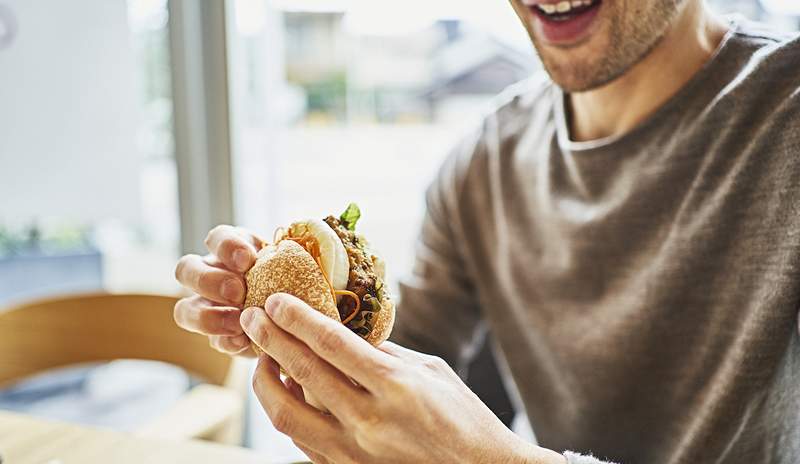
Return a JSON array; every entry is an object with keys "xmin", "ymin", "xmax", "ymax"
[{"xmin": 244, "ymin": 203, "xmax": 394, "ymax": 347}]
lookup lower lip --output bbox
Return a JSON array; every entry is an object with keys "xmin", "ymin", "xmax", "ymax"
[{"xmin": 530, "ymin": 2, "xmax": 602, "ymax": 45}]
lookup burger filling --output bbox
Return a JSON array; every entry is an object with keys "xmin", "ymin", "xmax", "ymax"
[
  {"xmin": 323, "ymin": 206, "xmax": 386, "ymax": 338},
  {"xmin": 277, "ymin": 204, "xmax": 387, "ymax": 339}
]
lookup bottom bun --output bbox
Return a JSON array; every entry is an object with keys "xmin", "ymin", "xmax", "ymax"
[{"xmin": 364, "ymin": 297, "xmax": 395, "ymax": 346}]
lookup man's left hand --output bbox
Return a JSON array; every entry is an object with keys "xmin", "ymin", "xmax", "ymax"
[{"xmin": 240, "ymin": 293, "xmax": 565, "ymax": 464}]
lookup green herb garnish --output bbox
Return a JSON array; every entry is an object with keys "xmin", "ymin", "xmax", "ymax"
[{"xmin": 340, "ymin": 203, "xmax": 361, "ymax": 231}]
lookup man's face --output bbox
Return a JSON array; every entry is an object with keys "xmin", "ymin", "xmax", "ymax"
[{"xmin": 511, "ymin": 0, "xmax": 685, "ymax": 92}]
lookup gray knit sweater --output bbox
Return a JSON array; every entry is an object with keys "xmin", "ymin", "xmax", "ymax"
[{"xmin": 392, "ymin": 19, "xmax": 800, "ymax": 464}]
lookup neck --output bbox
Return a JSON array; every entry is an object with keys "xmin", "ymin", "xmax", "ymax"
[{"xmin": 568, "ymin": 2, "xmax": 729, "ymax": 142}]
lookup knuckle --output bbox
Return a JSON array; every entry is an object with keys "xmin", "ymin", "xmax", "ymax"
[
  {"xmin": 287, "ymin": 355, "xmax": 315, "ymax": 384},
  {"xmin": 249, "ymin": 321, "xmax": 270, "ymax": 349},
  {"xmin": 270, "ymin": 404, "xmax": 295, "ymax": 435},
  {"xmin": 196, "ymin": 269, "xmax": 219, "ymax": 294},
  {"xmin": 352, "ymin": 422, "xmax": 384, "ymax": 455},
  {"xmin": 351, "ymin": 405, "xmax": 381, "ymax": 431},
  {"xmin": 277, "ymin": 300, "xmax": 298, "ymax": 326},
  {"xmin": 205, "ymin": 225, "xmax": 225, "ymax": 248},
  {"xmin": 423, "ymin": 355, "xmax": 448, "ymax": 372},
  {"xmin": 381, "ymin": 370, "xmax": 414, "ymax": 400},
  {"xmin": 372, "ymin": 359, "xmax": 399, "ymax": 379},
  {"xmin": 315, "ymin": 325, "xmax": 343, "ymax": 356},
  {"xmin": 218, "ymin": 237, "xmax": 240, "ymax": 261},
  {"xmin": 196, "ymin": 307, "xmax": 223, "ymax": 333},
  {"xmin": 374, "ymin": 361, "xmax": 403, "ymax": 389},
  {"xmin": 174, "ymin": 255, "xmax": 193, "ymax": 282}
]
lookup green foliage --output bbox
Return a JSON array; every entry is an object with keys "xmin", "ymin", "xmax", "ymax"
[
  {"xmin": 304, "ymin": 72, "xmax": 347, "ymax": 119},
  {"xmin": 0, "ymin": 223, "xmax": 93, "ymax": 257}
]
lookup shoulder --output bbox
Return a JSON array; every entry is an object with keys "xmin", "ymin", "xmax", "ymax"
[
  {"xmin": 709, "ymin": 19, "xmax": 800, "ymax": 142},
  {"xmin": 722, "ymin": 18, "xmax": 800, "ymax": 98},
  {"xmin": 485, "ymin": 72, "xmax": 556, "ymax": 139}
]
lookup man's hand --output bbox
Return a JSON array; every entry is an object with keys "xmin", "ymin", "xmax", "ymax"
[
  {"xmin": 241, "ymin": 293, "xmax": 567, "ymax": 464},
  {"xmin": 173, "ymin": 225, "xmax": 264, "ymax": 356}
]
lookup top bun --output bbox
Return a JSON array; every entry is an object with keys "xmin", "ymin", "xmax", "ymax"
[
  {"xmin": 290, "ymin": 219, "xmax": 349, "ymax": 293},
  {"xmin": 245, "ymin": 240, "xmax": 340, "ymax": 322}
]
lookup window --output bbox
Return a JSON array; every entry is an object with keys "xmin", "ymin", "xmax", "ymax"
[
  {"xmin": 228, "ymin": 0, "xmax": 535, "ymax": 297},
  {"xmin": 0, "ymin": 0, "xmax": 180, "ymax": 304}
]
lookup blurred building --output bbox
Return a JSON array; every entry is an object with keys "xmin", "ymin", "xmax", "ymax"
[{"xmin": 280, "ymin": 12, "xmax": 537, "ymax": 124}]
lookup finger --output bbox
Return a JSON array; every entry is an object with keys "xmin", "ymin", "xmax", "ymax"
[
  {"xmin": 174, "ymin": 295, "xmax": 245, "ymax": 336},
  {"xmin": 252, "ymin": 355, "xmax": 340, "ymax": 448},
  {"xmin": 377, "ymin": 341, "xmax": 425, "ymax": 360},
  {"xmin": 294, "ymin": 441, "xmax": 331, "ymax": 464},
  {"xmin": 175, "ymin": 254, "xmax": 246, "ymax": 305},
  {"xmin": 242, "ymin": 307, "xmax": 368, "ymax": 420},
  {"xmin": 285, "ymin": 377, "xmax": 306, "ymax": 402},
  {"xmin": 205, "ymin": 225, "xmax": 264, "ymax": 273},
  {"xmin": 265, "ymin": 293, "xmax": 397, "ymax": 392},
  {"xmin": 210, "ymin": 334, "xmax": 253, "ymax": 355}
]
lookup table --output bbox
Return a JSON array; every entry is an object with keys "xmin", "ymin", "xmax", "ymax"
[{"xmin": 0, "ymin": 411, "xmax": 282, "ymax": 464}]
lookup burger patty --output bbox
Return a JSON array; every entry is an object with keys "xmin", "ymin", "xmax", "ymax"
[{"xmin": 323, "ymin": 216, "xmax": 380, "ymax": 322}]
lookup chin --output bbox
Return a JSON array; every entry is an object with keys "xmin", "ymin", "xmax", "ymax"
[{"xmin": 535, "ymin": 37, "xmax": 617, "ymax": 92}]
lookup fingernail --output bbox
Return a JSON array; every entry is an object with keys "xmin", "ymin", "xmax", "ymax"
[
  {"xmin": 240, "ymin": 307, "xmax": 256, "ymax": 329},
  {"xmin": 221, "ymin": 279, "xmax": 244, "ymax": 303},
  {"xmin": 265, "ymin": 295, "xmax": 282, "ymax": 316},
  {"xmin": 233, "ymin": 248, "xmax": 251, "ymax": 273}
]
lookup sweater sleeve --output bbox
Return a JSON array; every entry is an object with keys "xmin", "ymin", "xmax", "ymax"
[
  {"xmin": 563, "ymin": 451, "xmax": 618, "ymax": 464},
  {"xmin": 389, "ymin": 128, "xmax": 486, "ymax": 371}
]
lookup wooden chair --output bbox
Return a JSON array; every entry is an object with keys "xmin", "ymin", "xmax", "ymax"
[{"xmin": 0, "ymin": 293, "xmax": 251, "ymax": 445}]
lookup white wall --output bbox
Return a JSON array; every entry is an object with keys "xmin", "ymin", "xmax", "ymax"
[{"xmin": 0, "ymin": 0, "xmax": 141, "ymax": 228}]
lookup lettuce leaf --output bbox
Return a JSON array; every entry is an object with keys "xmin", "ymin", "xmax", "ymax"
[{"xmin": 339, "ymin": 203, "xmax": 361, "ymax": 231}]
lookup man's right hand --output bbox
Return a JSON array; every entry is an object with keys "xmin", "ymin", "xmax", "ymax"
[{"xmin": 173, "ymin": 225, "xmax": 264, "ymax": 356}]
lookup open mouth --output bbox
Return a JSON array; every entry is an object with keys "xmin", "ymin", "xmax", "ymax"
[
  {"xmin": 525, "ymin": 0, "xmax": 603, "ymax": 44},
  {"xmin": 531, "ymin": 0, "xmax": 601, "ymax": 21}
]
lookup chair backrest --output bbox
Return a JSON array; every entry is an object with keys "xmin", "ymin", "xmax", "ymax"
[{"xmin": 0, "ymin": 293, "xmax": 233, "ymax": 387}]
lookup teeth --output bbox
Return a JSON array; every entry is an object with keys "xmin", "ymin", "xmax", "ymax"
[
  {"xmin": 537, "ymin": 0, "xmax": 595, "ymax": 15},
  {"xmin": 540, "ymin": 3, "xmax": 557, "ymax": 13}
]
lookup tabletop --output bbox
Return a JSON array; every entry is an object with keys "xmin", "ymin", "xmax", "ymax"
[{"xmin": 0, "ymin": 411, "xmax": 283, "ymax": 464}]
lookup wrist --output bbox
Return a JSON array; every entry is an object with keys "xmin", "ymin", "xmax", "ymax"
[
  {"xmin": 530, "ymin": 447, "xmax": 568, "ymax": 464},
  {"xmin": 500, "ymin": 433, "xmax": 567, "ymax": 464}
]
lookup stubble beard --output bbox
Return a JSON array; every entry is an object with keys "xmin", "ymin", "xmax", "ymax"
[{"xmin": 528, "ymin": 0, "xmax": 685, "ymax": 92}]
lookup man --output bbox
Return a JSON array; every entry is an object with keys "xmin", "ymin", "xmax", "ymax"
[{"xmin": 173, "ymin": 0, "xmax": 800, "ymax": 462}]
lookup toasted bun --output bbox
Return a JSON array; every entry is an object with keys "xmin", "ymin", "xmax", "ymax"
[
  {"xmin": 245, "ymin": 232, "xmax": 395, "ymax": 348},
  {"xmin": 364, "ymin": 295, "xmax": 395, "ymax": 346},
  {"xmin": 244, "ymin": 240, "xmax": 340, "ymax": 322},
  {"xmin": 290, "ymin": 219, "xmax": 349, "ymax": 292}
]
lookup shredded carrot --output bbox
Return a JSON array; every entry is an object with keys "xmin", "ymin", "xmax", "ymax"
[
  {"xmin": 336, "ymin": 290, "xmax": 361, "ymax": 324},
  {"xmin": 275, "ymin": 227, "xmax": 361, "ymax": 326}
]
